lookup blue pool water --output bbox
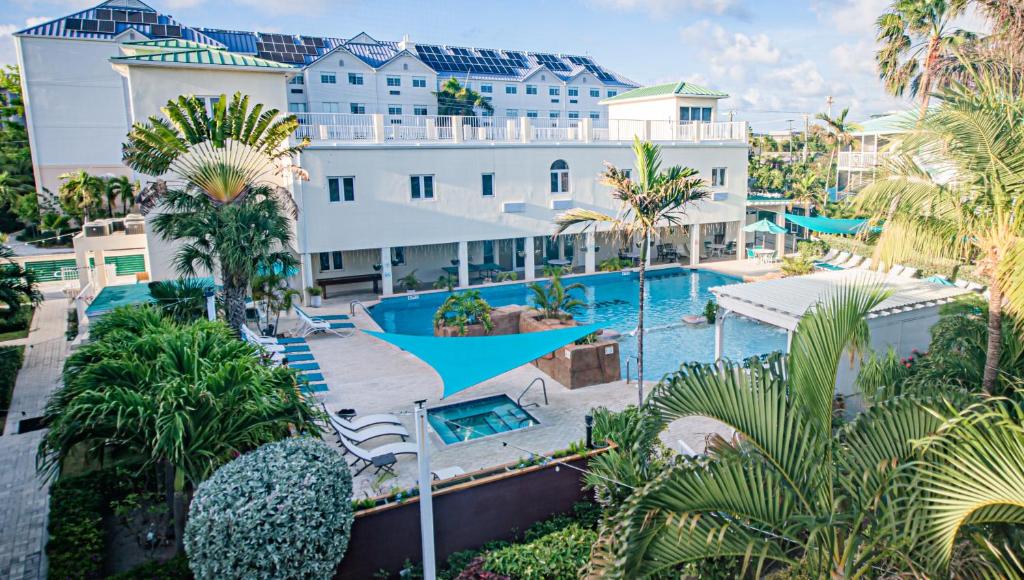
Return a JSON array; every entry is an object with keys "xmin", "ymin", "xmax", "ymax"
[
  {"xmin": 428, "ymin": 394, "xmax": 539, "ymax": 444},
  {"xmin": 371, "ymin": 268, "xmax": 787, "ymax": 380}
]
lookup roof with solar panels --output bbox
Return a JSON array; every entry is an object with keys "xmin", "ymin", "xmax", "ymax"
[{"xmin": 18, "ymin": 0, "xmax": 637, "ymax": 86}]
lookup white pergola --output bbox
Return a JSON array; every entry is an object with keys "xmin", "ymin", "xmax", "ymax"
[{"xmin": 709, "ymin": 269, "xmax": 972, "ymax": 361}]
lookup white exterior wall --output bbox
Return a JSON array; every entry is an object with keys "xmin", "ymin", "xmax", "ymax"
[
  {"xmin": 607, "ymin": 95, "xmax": 720, "ymax": 123},
  {"xmin": 303, "ymin": 49, "xmax": 439, "ymax": 115},
  {"xmin": 296, "ymin": 142, "xmax": 748, "ymax": 255}
]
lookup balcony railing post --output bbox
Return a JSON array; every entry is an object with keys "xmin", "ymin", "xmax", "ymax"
[
  {"xmin": 505, "ymin": 118, "xmax": 516, "ymax": 142},
  {"xmin": 371, "ymin": 114, "xmax": 385, "ymax": 144},
  {"xmin": 581, "ymin": 118, "xmax": 592, "ymax": 143},
  {"xmin": 426, "ymin": 117, "xmax": 437, "ymax": 140},
  {"xmin": 453, "ymin": 116, "xmax": 464, "ymax": 143},
  {"xmin": 520, "ymin": 117, "xmax": 531, "ymax": 143}
]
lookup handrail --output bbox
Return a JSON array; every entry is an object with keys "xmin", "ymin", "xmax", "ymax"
[
  {"xmin": 349, "ymin": 300, "xmax": 372, "ymax": 318},
  {"xmin": 624, "ymin": 355, "xmax": 639, "ymax": 384},
  {"xmin": 516, "ymin": 377, "xmax": 548, "ymax": 409}
]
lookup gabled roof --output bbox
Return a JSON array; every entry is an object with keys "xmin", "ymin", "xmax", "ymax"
[
  {"xmin": 16, "ymin": 1, "xmax": 225, "ymax": 47},
  {"xmin": 112, "ymin": 48, "xmax": 294, "ymax": 70},
  {"xmin": 122, "ymin": 38, "xmax": 215, "ymax": 50},
  {"xmin": 602, "ymin": 80, "xmax": 729, "ymax": 102},
  {"xmin": 853, "ymin": 110, "xmax": 918, "ymax": 136},
  {"xmin": 98, "ymin": 0, "xmax": 156, "ymax": 11}
]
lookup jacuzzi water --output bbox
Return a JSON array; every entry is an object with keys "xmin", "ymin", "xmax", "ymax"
[
  {"xmin": 370, "ymin": 268, "xmax": 787, "ymax": 381},
  {"xmin": 428, "ymin": 394, "xmax": 539, "ymax": 444}
]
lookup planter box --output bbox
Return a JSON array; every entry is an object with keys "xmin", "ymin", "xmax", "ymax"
[
  {"xmin": 433, "ymin": 305, "xmax": 530, "ymax": 337},
  {"xmin": 534, "ymin": 339, "xmax": 620, "ymax": 389},
  {"xmin": 434, "ymin": 323, "xmax": 489, "ymax": 337}
]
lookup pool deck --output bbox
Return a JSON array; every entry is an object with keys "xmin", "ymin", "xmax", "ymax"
[{"xmin": 297, "ymin": 260, "xmax": 776, "ymax": 496}]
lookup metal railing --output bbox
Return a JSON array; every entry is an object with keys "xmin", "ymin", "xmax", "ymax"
[
  {"xmin": 292, "ymin": 113, "xmax": 747, "ymax": 146},
  {"xmin": 838, "ymin": 151, "xmax": 880, "ymax": 170},
  {"xmin": 349, "ymin": 300, "xmax": 372, "ymax": 318},
  {"xmin": 516, "ymin": 377, "xmax": 548, "ymax": 409}
]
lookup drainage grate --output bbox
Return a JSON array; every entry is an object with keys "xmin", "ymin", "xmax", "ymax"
[{"xmin": 18, "ymin": 416, "xmax": 47, "ymax": 434}]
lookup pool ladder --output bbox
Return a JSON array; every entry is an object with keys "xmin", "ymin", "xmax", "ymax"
[
  {"xmin": 516, "ymin": 377, "xmax": 548, "ymax": 409},
  {"xmin": 349, "ymin": 300, "xmax": 372, "ymax": 318},
  {"xmin": 624, "ymin": 355, "xmax": 639, "ymax": 384}
]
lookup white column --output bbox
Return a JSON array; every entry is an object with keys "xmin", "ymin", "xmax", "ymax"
[
  {"xmin": 301, "ymin": 253, "xmax": 314, "ymax": 302},
  {"xmin": 75, "ymin": 246, "xmax": 90, "ymax": 289},
  {"xmin": 457, "ymin": 241, "xmax": 469, "ymax": 287},
  {"xmin": 689, "ymin": 224, "xmax": 701, "ymax": 266},
  {"xmin": 94, "ymin": 249, "xmax": 108, "ymax": 289},
  {"xmin": 736, "ymin": 219, "xmax": 747, "ymax": 261},
  {"xmin": 380, "ymin": 247, "xmax": 393, "ymax": 296},
  {"xmin": 524, "ymin": 236, "xmax": 535, "ymax": 280},
  {"xmin": 776, "ymin": 211, "xmax": 787, "ymax": 256},
  {"xmin": 452, "ymin": 116, "xmax": 464, "ymax": 143},
  {"xmin": 505, "ymin": 119, "xmax": 516, "ymax": 142},
  {"xmin": 520, "ymin": 117, "xmax": 531, "ymax": 143},
  {"xmin": 372, "ymin": 113, "xmax": 385, "ymax": 144},
  {"xmin": 585, "ymin": 231, "xmax": 596, "ymax": 274},
  {"xmin": 414, "ymin": 402, "xmax": 437, "ymax": 580},
  {"xmin": 714, "ymin": 309, "xmax": 727, "ymax": 362}
]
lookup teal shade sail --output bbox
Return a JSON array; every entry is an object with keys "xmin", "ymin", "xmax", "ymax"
[
  {"xmin": 365, "ymin": 324, "xmax": 604, "ymax": 398},
  {"xmin": 743, "ymin": 219, "xmax": 787, "ymax": 234},
  {"xmin": 784, "ymin": 213, "xmax": 875, "ymax": 235}
]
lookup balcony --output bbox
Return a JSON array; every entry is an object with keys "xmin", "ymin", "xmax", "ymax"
[
  {"xmin": 837, "ymin": 151, "xmax": 881, "ymax": 171},
  {"xmin": 292, "ymin": 113, "xmax": 748, "ymax": 146}
]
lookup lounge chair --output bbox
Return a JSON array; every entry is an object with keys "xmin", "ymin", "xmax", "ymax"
[
  {"xmin": 817, "ymin": 249, "xmax": 839, "ymax": 263},
  {"xmin": 328, "ymin": 415, "xmax": 409, "ymax": 444},
  {"xmin": 339, "ymin": 436, "xmax": 418, "ymax": 475},
  {"xmin": 289, "ymin": 362, "xmax": 320, "ymax": 372},
  {"xmin": 300, "ymin": 383, "xmax": 329, "ymax": 395},
  {"xmin": 295, "ymin": 306, "xmax": 353, "ymax": 338},
  {"xmin": 842, "ymin": 255, "xmax": 864, "ymax": 269},
  {"xmin": 829, "ymin": 251, "xmax": 851, "ymax": 266},
  {"xmin": 954, "ymin": 279, "xmax": 970, "ymax": 288},
  {"xmin": 888, "ymin": 265, "xmax": 905, "ymax": 277},
  {"xmin": 900, "ymin": 267, "xmax": 919, "ymax": 278},
  {"xmin": 856, "ymin": 258, "xmax": 873, "ymax": 270},
  {"xmin": 967, "ymin": 282, "xmax": 985, "ymax": 292}
]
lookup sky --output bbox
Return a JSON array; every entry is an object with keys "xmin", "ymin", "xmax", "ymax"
[{"xmin": 0, "ymin": 0, "xmax": 992, "ymax": 131}]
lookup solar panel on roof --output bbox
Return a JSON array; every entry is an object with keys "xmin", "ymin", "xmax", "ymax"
[
  {"xmin": 128, "ymin": 11, "xmax": 143, "ymax": 23},
  {"xmin": 81, "ymin": 19, "xmax": 99, "ymax": 32},
  {"xmin": 143, "ymin": 12, "xmax": 158, "ymax": 24},
  {"xmin": 111, "ymin": 9, "xmax": 127, "ymax": 21},
  {"xmin": 95, "ymin": 9, "xmax": 112, "ymax": 20},
  {"xmin": 151, "ymin": 23, "xmax": 165, "ymax": 36},
  {"xmin": 98, "ymin": 20, "xmax": 115, "ymax": 33},
  {"xmin": 313, "ymin": 37, "xmax": 325, "ymax": 47},
  {"xmin": 166, "ymin": 25, "xmax": 181, "ymax": 37},
  {"xmin": 65, "ymin": 18, "xmax": 82, "ymax": 30}
]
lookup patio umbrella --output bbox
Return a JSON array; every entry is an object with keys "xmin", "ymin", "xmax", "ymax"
[{"xmin": 743, "ymin": 218, "xmax": 787, "ymax": 247}]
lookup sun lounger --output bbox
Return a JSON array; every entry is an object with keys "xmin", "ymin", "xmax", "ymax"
[
  {"xmin": 967, "ymin": 282, "xmax": 985, "ymax": 292},
  {"xmin": 828, "ymin": 251, "xmax": 851, "ymax": 266},
  {"xmin": 307, "ymin": 312, "xmax": 350, "ymax": 321},
  {"xmin": 321, "ymin": 404, "xmax": 403, "ymax": 430},
  {"xmin": 842, "ymin": 255, "xmax": 864, "ymax": 269},
  {"xmin": 888, "ymin": 265, "xmax": 905, "ymax": 276},
  {"xmin": 289, "ymin": 362, "xmax": 320, "ymax": 372},
  {"xmin": 954, "ymin": 279, "xmax": 970, "ymax": 288},
  {"xmin": 899, "ymin": 267, "xmax": 919, "ymax": 278},
  {"xmin": 300, "ymin": 383, "xmax": 329, "ymax": 395},
  {"xmin": 856, "ymin": 258, "xmax": 872, "ymax": 270},
  {"xmin": 284, "ymin": 352, "xmax": 314, "ymax": 362},
  {"xmin": 339, "ymin": 436, "xmax": 418, "ymax": 475},
  {"xmin": 816, "ymin": 249, "xmax": 839, "ymax": 263},
  {"xmin": 295, "ymin": 306, "xmax": 353, "ymax": 339},
  {"xmin": 297, "ymin": 372, "xmax": 324, "ymax": 383},
  {"xmin": 328, "ymin": 415, "xmax": 408, "ymax": 444}
]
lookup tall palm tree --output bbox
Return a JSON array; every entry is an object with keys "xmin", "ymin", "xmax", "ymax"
[
  {"xmin": 57, "ymin": 170, "xmax": 104, "ymax": 222},
  {"xmin": 104, "ymin": 175, "xmax": 136, "ymax": 216},
  {"xmin": 38, "ymin": 307, "xmax": 321, "ymax": 554},
  {"xmin": 875, "ymin": 0, "xmax": 974, "ymax": 115},
  {"xmin": 589, "ymin": 286, "xmax": 1024, "ymax": 578},
  {"xmin": 433, "ymin": 77, "xmax": 494, "ymax": 116},
  {"xmin": 855, "ymin": 72, "xmax": 1024, "ymax": 394},
  {"xmin": 815, "ymin": 108, "xmax": 859, "ymax": 196},
  {"xmin": 788, "ymin": 172, "xmax": 822, "ymax": 214},
  {"xmin": 554, "ymin": 139, "xmax": 708, "ymax": 401},
  {"xmin": 123, "ymin": 93, "xmax": 306, "ymax": 330}
]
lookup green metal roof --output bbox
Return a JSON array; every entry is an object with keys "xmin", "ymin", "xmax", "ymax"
[
  {"xmin": 854, "ymin": 110, "xmax": 918, "ymax": 135},
  {"xmin": 122, "ymin": 39, "xmax": 218, "ymax": 51},
  {"xmin": 113, "ymin": 48, "xmax": 295, "ymax": 69},
  {"xmin": 604, "ymin": 80, "xmax": 728, "ymax": 102}
]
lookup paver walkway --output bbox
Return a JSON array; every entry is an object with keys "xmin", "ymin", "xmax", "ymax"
[{"xmin": 0, "ymin": 289, "xmax": 71, "ymax": 580}]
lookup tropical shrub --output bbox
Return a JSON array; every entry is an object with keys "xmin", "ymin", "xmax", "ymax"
[
  {"xmin": 496, "ymin": 271, "xmax": 518, "ymax": 282},
  {"xmin": 398, "ymin": 270, "xmax": 420, "ymax": 291},
  {"xmin": 433, "ymin": 290, "xmax": 493, "ymax": 335},
  {"xmin": 598, "ymin": 257, "xmax": 632, "ymax": 272},
  {"xmin": 185, "ymin": 438, "xmax": 354, "ymax": 580},
  {"xmin": 780, "ymin": 254, "xmax": 815, "ymax": 277},
  {"xmin": 482, "ymin": 523, "xmax": 597, "ymax": 580},
  {"xmin": 0, "ymin": 345, "xmax": 23, "ymax": 415},
  {"xmin": 586, "ymin": 405, "xmax": 665, "ymax": 507},
  {"xmin": 434, "ymin": 273, "xmax": 457, "ymax": 291},
  {"xmin": 109, "ymin": 555, "xmax": 192, "ymax": 580},
  {"xmin": 148, "ymin": 278, "xmax": 209, "ymax": 323},
  {"xmin": 796, "ymin": 239, "xmax": 828, "ymax": 258},
  {"xmin": 528, "ymin": 274, "xmax": 585, "ymax": 320},
  {"xmin": 0, "ymin": 244, "xmax": 41, "ymax": 317},
  {"xmin": 703, "ymin": 299, "xmax": 717, "ymax": 324}
]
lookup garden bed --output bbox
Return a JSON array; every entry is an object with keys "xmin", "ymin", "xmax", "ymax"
[
  {"xmin": 0, "ymin": 305, "xmax": 34, "ymax": 342},
  {"xmin": 0, "ymin": 345, "xmax": 24, "ymax": 429}
]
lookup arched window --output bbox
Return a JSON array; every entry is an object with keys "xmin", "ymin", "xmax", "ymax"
[{"xmin": 550, "ymin": 160, "xmax": 569, "ymax": 193}]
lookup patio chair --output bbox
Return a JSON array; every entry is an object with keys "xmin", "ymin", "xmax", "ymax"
[
  {"xmin": 339, "ymin": 436, "xmax": 418, "ymax": 475},
  {"xmin": 295, "ymin": 306, "xmax": 354, "ymax": 338},
  {"xmin": 321, "ymin": 402, "xmax": 404, "ymax": 430},
  {"xmin": 328, "ymin": 414, "xmax": 409, "ymax": 445},
  {"xmin": 899, "ymin": 267, "xmax": 919, "ymax": 278},
  {"xmin": 888, "ymin": 264, "xmax": 905, "ymax": 276},
  {"xmin": 746, "ymin": 248, "xmax": 756, "ymax": 260},
  {"xmin": 954, "ymin": 279, "xmax": 970, "ymax": 289},
  {"xmin": 842, "ymin": 255, "xmax": 864, "ymax": 269},
  {"xmin": 817, "ymin": 249, "xmax": 839, "ymax": 263},
  {"xmin": 724, "ymin": 241, "xmax": 737, "ymax": 256},
  {"xmin": 828, "ymin": 251, "xmax": 851, "ymax": 266},
  {"xmin": 856, "ymin": 258, "xmax": 873, "ymax": 270}
]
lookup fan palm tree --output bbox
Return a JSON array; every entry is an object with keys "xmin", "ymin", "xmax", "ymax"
[
  {"xmin": 123, "ymin": 93, "xmax": 306, "ymax": 330},
  {"xmin": 815, "ymin": 107, "xmax": 859, "ymax": 195},
  {"xmin": 57, "ymin": 170, "xmax": 104, "ymax": 222},
  {"xmin": 528, "ymin": 274, "xmax": 586, "ymax": 320},
  {"xmin": 855, "ymin": 72, "xmax": 1024, "ymax": 394},
  {"xmin": 788, "ymin": 172, "xmax": 822, "ymax": 214},
  {"xmin": 433, "ymin": 77, "xmax": 494, "ymax": 116},
  {"xmin": 0, "ymin": 244, "xmax": 41, "ymax": 318},
  {"xmin": 104, "ymin": 175, "xmax": 136, "ymax": 216},
  {"xmin": 38, "ymin": 212, "xmax": 68, "ymax": 242},
  {"xmin": 38, "ymin": 307, "xmax": 321, "ymax": 554},
  {"xmin": 875, "ymin": 0, "xmax": 974, "ymax": 115},
  {"xmin": 589, "ymin": 286, "xmax": 1024, "ymax": 578},
  {"xmin": 147, "ymin": 278, "xmax": 210, "ymax": 323},
  {"xmin": 554, "ymin": 138, "xmax": 709, "ymax": 400}
]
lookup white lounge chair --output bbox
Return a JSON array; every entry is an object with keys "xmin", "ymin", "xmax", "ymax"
[
  {"xmin": 296, "ymin": 306, "xmax": 353, "ymax": 338},
  {"xmin": 339, "ymin": 436, "xmax": 418, "ymax": 475},
  {"xmin": 241, "ymin": 325, "xmax": 286, "ymax": 352},
  {"xmin": 900, "ymin": 267, "xmax": 919, "ymax": 278},
  {"xmin": 328, "ymin": 415, "xmax": 408, "ymax": 444},
  {"xmin": 842, "ymin": 255, "xmax": 864, "ymax": 269},
  {"xmin": 888, "ymin": 265, "xmax": 905, "ymax": 277},
  {"xmin": 954, "ymin": 279, "xmax": 970, "ymax": 288},
  {"xmin": 829, "ymin": 251, "xmax": 851, "ymax": 266},
  {"xmin": 856, "ymin": 258, "xmax": 873, "ymax": 270},
  {"xmin": 967, "ymin": 282, "xmax": 985, "ymax": 292},
  {"xmin": 817, "ymin": 249, "xmax": 839, "ymax": 263},
  {"xmin": 321, "ymin": 403, "xmax": 403, "ymax": 430}
]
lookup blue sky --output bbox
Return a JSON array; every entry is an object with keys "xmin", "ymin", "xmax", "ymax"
[{"xmin": 0, "ymin": 0, "xmax": 991, "ymax": 130}]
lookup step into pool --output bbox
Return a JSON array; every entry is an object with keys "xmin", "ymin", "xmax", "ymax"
[{"xmin": 428, "ymin": 395, "xmax": 539, "ymax": 444}]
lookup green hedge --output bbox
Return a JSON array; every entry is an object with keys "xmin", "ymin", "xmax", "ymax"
[
  {"xmin": 0, "ymin": 305, "xmax": 33, "ymax": 335},
  {"xmin": 108, "ymin": 555, "xmax": 192, "ymax": 580},
  {"xmin": 0, "ymin": 345, "xmax": 24, "ymax": 418},
  {"xmin": 482, "ymin": 523, "xmax": 597, "ymax": 580}
]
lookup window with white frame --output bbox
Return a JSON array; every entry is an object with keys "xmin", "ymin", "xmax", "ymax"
[
  {"xmin": 319, "ymin": 251, "xmax": 343, "ymax": 271},
  {"xmin": 480, "ymin": 84, "xmax": 492, "ymax": 93},
  {"xmin": 386, "ymin": 76, "xmax": 401, "ymax": 87},
  {"xmin": 413, "ymin": 106, "xmax": 428, "ymax": 116},
  {"xmin": 568, "ymin": 86, "xmax": 578, "ymax": 97},
  {"xmin": 289, "ymin": 76, "xmax": 304, "ymax": 85},
  {"xmin": 606, "ymin": 90, "xmax": 617, "ymax": 98},
  {"xmin": 506, "ymin": 109, "xmax": 518, "ymax": 117},
  {"xmin": 526, "ymin": 85, "xmax": 538, "ymax": 95},
  {"xmin": 589, "ymin": 88, "xmax": 600, "ymax": 98},
  {"xmin": 550, "ymin": 160, "xmax": 569, "ymax": 193},
  {"xmin": 288, "ymin": 102, "xmax": 307, "ymax": 113},
  {"xmin": 589, "ymin": 111, "xmax": 600, "ymax": 120},
  {"xmin": 320, "ymin": 72, "xmax": 336, "ymax": 84},
  {"xmin": 328, "ymin": 176, "xmax": 355, "ymax": 202},
  {"xmin": 549, "ymin": 110, "xmax": 560, "ymax": 119},
  {"xmin": 568, "ymin": 111, "xmax": 579, "ymax": 119},
  {"xmin": 526, "ymin": 110, "xmax": 538, "ymax": 118},
  {"xmin": 388, "ymin": 104, "xmax": 403, "ymax": 116},
  {"xmin": 350, "ymin": 103, "xmax": 366, "ymax": 114},
  {"xmin": 505, "ymin": 85, "xmax": 517, "ymax": 94},
  {"xmin": 348, "ymin": 72, "xmax": 363, "ymax": 85},
  {"xmin": 410, "ymin": 175, "xmax": 435, "ymax": 200},
  {"xmin": 481, "ymin": 173, "xmax": 494, "ymax": 197},
  {"xmin": 322, "ymin": 102, "xmax": 340, "ymax": 113},
  {"xmin": 549, "ymin": 86, "xmax": 560, "ymax": 96},
  {"xmin": 681, "ymin": 106, "xmax": 713, "ymax": 123},
  {"xmin": 412, "ymin": 77, "xmax": 427, "ymax": 88},
  {"xmin": 711, "ymin": 167, "xmax": 727, "ymax": 187}
]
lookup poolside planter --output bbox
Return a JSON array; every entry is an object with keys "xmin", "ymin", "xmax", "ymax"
[{"xmin": 533, "ymin": 339, "xmax": 620, "ymax": 389}]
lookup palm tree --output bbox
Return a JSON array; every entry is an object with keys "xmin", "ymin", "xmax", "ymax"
[
  {"xmin": 875, "ymin": 0, "xmax": 974, "ymax": 115},
  {"xmin": 815, "ymin": 108, "xmax": 859, "ymax": 195},
  {"xmin": 38, "ymin": 307, "xmax": 321, "ymax": 554},
  {"xmin": 57, "ymin": 170, "xmax": 104, "ymax": 222},
  {"xmin": 855, "ymin": 73, "xmax": 1024, "ymax": 394},
  {"xmin": 104, "ymin": 175, "xmax": 136, "ymax": 216},
  {"xmin": 123, "ymin": 93, "xmax": 306, "ymax": 330},
  {"xmin": 38, "ymin": 212, "xmax": 68, "ymax": 243},
  {"xmin": 528, "ymin": 274, "xmax": 586, "ymax": 320},
  {"xmin": 554, "ymin": 139, "xmax": 708, "ymax": 401},
  {"xmin": 0, "ymin": 244, "xmax": 41, "ymax": 317},
  {"xmin": 147, "ymin": 278, "xmax": 209, "ymax": 323},
  {"xmin": 589, "ymin": 286, "xmax": 1024, "ymax": 578},
  {"xmin": 433, "ymin": 77, "xmax": 494, "ymax": 116},
  {"xmin": 788, "ymin": 172, "xmax": 822, "ymax": 214}
]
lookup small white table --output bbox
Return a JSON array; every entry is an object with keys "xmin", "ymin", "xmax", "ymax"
[
  {"xmin": 708, "ymin": 243, "xmax": 726, "ymax": 257},
  {"xmin": 753, "ymin": 248, "xmax": 775, "ymax": 263}
]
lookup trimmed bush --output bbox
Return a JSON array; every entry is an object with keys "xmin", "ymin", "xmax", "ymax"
[
  {"xmin": 184, "ymin": 438, "xmax": 354, "ymax": 579},
  {"xmin": 482, "ymin": 523, "xmax": 597, "ymax": 580},
  {"xmin": 0, "ymin": 345, "xmax": 24, "ymax": 418}
]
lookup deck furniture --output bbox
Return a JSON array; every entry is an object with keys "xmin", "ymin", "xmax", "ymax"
[
  {"xmin": 370, "ymin": 453, "xmax": 397, "ymax": 476},
  {"xmin": 817, "ymin": 249, "xmax": 839, "ymax": 263},
  {"xmin": 899, "ymin": 266, "xmax": 919, "ymax": 278},
  {"xmin": 316, "ymin": 273, "xmax": 382, "ymax": 298},
  {"xmin": 295, "ymin": 306, "xmax": 354, "ymax": 338},
  {"xmin": 324, "ymin": 404, "xmax": 403, "ymax": 430},
  {"xmin": 339, "ymin": 436, "xmax": 418, "ymax": 475},
  {"xmin": 828, "ymin": 251, "xmax": 851, "ymax": 266},
  {"xmin": 328, "ymin": 415, "xmax": 409, "ymax": 444},
  {"xmin": 752, "ymin": 248, "xmax": 775, "ymax": 263},
  {"xmin": 432, "ymin": 466, "xmax": 466, "ymax": 480},
  {"xmin": 843, "ymin": 255, "xmax": 865, "ymax": 269},
  {"xmin": 656, "ymin": 244, "xmax": 679, "ymax": 262},
  {"xmin": 888, "ymin": 264, "xmax": 905, "ymax": 276}
]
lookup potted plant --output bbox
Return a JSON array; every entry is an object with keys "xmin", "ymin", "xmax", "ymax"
[
  {"xmin": 703, "ymin": 299, "xmax": 718, "ymax": 324},
  {"xmin": 527, "ymin": 274, "xmax": 585, "ymax": 323},
  {"xmin": 497, "ymin": 271, "xmax": 518, "ymax": 282},
  {"xmin": 432, "ymin": 290, "xmax": 493, "ymax": 336},
  {"xmin": 398, "ymin": 270, "xmax": 420, "ymax": 293},
  {"xmin": 433, "ymin": 273, "xmax": 458, "ymax": 292},
  {"xmin": 372, "ymin": 263, "xmax": 383, "ymax": 272},
  {"xmin": 307, "ymin": 286, "xmax": 323, "ymax": 308}
]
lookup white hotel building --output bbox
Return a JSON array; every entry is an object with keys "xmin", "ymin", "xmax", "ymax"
[{"xmin": 15, "ymin": 0, "xmax": 751, "ymax": 298}]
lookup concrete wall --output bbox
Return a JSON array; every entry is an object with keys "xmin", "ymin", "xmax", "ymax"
[{"xmin": 606, "ymin": 95, "xmax": 720, "ymax": 123}]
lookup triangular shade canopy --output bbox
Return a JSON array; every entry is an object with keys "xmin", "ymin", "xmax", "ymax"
[
  {"xmin": 784, "ymin": 213, "xmax": 874, "ymax": 235},
  {"xmin": 365, "ymin": 324, "xmax": 604, "ymax": 398},
  {"xmin": 743, "ymin": 219, "xmax": 787, "ymax": 234}
]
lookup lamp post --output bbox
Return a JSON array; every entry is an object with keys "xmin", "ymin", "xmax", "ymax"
[
  {"xmin": 204, "ymin": 287, "xmax": 215, "ymax": 321},
  {"xmin": 414, "ymin": 400, "xmax": 437, "ymax": 579}
]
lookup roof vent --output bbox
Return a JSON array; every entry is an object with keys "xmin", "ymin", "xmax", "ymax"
[{"xmin": 398, "ymin": 34, "xmax": 415, "ymax": 53}]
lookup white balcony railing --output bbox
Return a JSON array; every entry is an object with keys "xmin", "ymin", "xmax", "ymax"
[
  {"xmin": 292, "ymin": 113, "xmax": 748, "ymax": 146},
  {"xmin": 838, "ymin": 151, "xmax": 880, "ymax": 170}
]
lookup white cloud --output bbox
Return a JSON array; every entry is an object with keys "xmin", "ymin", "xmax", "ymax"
[
  {"xmin": 829, "ymin": 41, "xmax": 876, "ymax": 77},
  {"xmin": 0, "ymin": 17, "xmax": 50, "ymax": 66},
  {"xmin": 587, "ymin": 0, "xmax": 746, "ymax": 18},
  {"xmin": 814, "ymin": 0, "xmax": 890, "ymax": 36}
]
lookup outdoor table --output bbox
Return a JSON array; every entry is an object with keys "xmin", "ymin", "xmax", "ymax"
[
  {"xmin": 371, "ymin": 453, "xmax": 397, "ymax": 475},
  {"xmin": 546, "ymin": 259, "xmax": 571, "ymax": 266},
  {"xmin": 753, "ymin": 248, "xmax": 775, "ymax": 263},
  {"xmin": 709, "ymin": 243, "xmax": 726, "ymax": 257}
]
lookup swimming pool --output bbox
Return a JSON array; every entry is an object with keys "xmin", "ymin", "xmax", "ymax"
[
  {"xmin": 371, "ymin": 268, "xmax": 787, "ymax": 380},
  {"xmin": 428, "ymin": 394, "xmax": 539, "ymax": 444}
]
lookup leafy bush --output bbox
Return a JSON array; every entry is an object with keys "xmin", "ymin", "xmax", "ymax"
[
  {"xmin": 703, "ymin": 299, "xmax": 717, "ymax": 324},
  {"xmin": 109, "ymin": 555, "xmax": 193, "ymax": 580},
  {"xmin": 796, "ymin": 239, "xmax": 828, "ymax": 258},
  {"xmin": 598, "ymin": 257, "xmax": 632, "ymax": 271},
  {"xmin": 781, "ymin": 255, "xmax": 815, "ymax": 277},
  {"xmin": 0, "ymin": 303, "xmax": 33, "ymax": 334},
  {"xmin": 185, "ymin": 438, "xmax": 354, "ymax": 580},
  {"xmin": 0, "ymin": 345, "xmax": 23, "ymax": 417},
  {"xmin": 528, "ymin": 274, "xmax": 585, "ymax": 320},
  {"xmin": 482, "ymin": 523, "xmax": 597, "ymax": 580},
  {"xmin": 433, "ymin": 290, "xmax": 493, "ymax": 334}
]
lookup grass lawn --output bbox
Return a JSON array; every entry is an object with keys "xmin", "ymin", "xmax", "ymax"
[{"xmin": 0, "ymin": 306, "xmax": 34, "ymax": 342}]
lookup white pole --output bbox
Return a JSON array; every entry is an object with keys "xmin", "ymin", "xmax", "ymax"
[
  {"xmin": 414, "ymin": 400, "xmax": 437, "ymax": 580},
  {"xmin": 205, "ymin": 289, "xmax": 216, "ymax": 322}
]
